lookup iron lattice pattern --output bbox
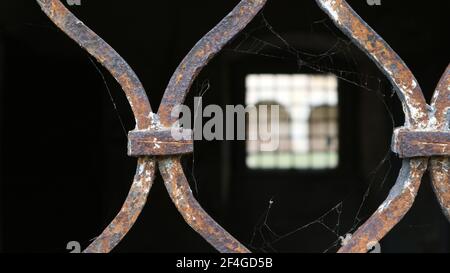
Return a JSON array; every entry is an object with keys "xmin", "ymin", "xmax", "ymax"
[{"xmin": 35, "ymin": 0, "xmax": 449, "ymax": 253}]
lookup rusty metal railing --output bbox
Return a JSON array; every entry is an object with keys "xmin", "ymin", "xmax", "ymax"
[
  {"xmin": 316, "ymin": 0, "xmax": 449, "ymax": 253},
  {"xmin": 36, "ymin": 0, "xmax": 266, "ymax": 253},
  {"xmin": 36, "ymin": 0, "xmax": 449, "ymax": 253}
]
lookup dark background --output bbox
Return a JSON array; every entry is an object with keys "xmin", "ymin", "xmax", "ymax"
[{"xmin": 0, "ymin": 0, "xmax": 449, "ymax": 253}]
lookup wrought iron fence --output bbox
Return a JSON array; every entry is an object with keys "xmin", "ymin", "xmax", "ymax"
[{"xmin": 35, "ymin": 0, "xmax": 449, "ymax": 253}]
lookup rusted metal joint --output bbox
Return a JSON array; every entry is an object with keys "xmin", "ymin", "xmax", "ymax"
[
  {"xmin": 128, "ymin": 128, "xmax": 193, "ymax": 156},
  {"xmin": 392, "ymin": 128, "xmax": 450, "ymax": 158}
]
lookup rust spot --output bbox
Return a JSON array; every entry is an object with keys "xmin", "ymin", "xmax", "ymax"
[{"xmin": 175, "ymin": 74, "xmax": 184, "ymax": 85}]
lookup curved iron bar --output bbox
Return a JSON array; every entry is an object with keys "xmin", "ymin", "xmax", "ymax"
[
  {"xmin": 159, "ymin": 158, "xmax": 250, "ymax": 253},
  {"xmin": 36, "ymin": 0, "xmax": 152, "ymax": 128},
  {"xmin": 315, "ymin": 0, "xmax": 431, "ymax": 253},
  {"xmin": 315, "ymin": 0, "xmax": 429, "ymax": 128},
  {"xmin": 36, "ymin": 0, "xmax": 157, "ymax": 253},
  {"xmin": 430, "ymin": 158, "xmax": 450, "ymax": 220},
  {"xmin": 430, "ymin": 64, "xmax": 450, "ymax": 220},
  {"xmin": 156, "ymin": 0, "xmax": 267, "ymax": 253},
  {"xmin": 157, "ymin": 0, "xmax": 267, "ymax": 125},
  {"xmin": 84, "ymin": 158, "xmax": 156, "ymax": 253},
  {"xmin": 340, "ymin": 159, "xmax": 428, "ymax": 253}
]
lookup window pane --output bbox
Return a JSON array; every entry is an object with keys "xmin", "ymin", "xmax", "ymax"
[{"xmin": 245, "ymin": 74, "xmax": 339, "ymax": 170}]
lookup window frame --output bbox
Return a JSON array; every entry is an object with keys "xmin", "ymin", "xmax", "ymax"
[
  {"xmin": 244, "ymin": 73, "xmax": 340, "ymax": 171},
  {"xmin": 229, "ymin": 52, "xmax": 359, "ymax": 180}
]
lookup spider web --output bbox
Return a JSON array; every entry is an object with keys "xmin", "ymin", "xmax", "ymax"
[
  {"xmin": 74, "ymin": 10, "xmax": 398, "ymax": 253},
  {"xmin": 216, "ymin": 12, "xmax": 399, "ymax": 253},
  {"xmin": 83, "ymin": 10, "xmax": 398, "ymax": 253}
]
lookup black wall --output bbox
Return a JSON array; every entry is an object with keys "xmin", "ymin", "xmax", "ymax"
[{"xmin": 0, "ymin": 0, "xmax": 449, "ymax": 252}]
